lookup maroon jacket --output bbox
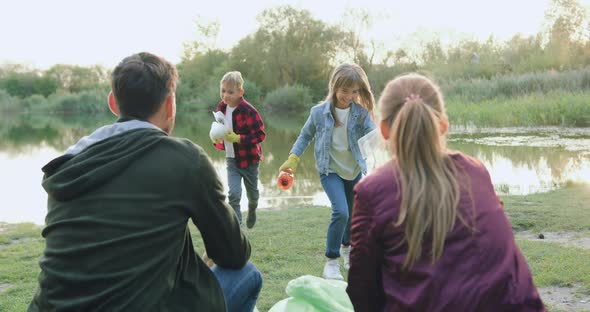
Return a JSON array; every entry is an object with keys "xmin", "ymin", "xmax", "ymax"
[
  {"xmin": 214, "ymin": 98, "xmax": 266, "ymax": 168},
  {"xmin": 347, "ymin": 152, "xmax": 545, "ymax": 312}
]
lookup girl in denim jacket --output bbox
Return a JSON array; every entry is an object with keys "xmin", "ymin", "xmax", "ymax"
[{"xmin": 279, "ymin": 63, "xmax": 375, "ymax": 280}]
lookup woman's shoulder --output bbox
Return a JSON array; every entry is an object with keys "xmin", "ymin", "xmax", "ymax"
[
  {"xmin": 449, "ymin": 151, "xmax": 486, "ymax": 170},
  {"xmin": 356, "ymin": 160, "xmax": 399, "ymax": 196},
  {"xmin": 448, "ymin": 151, "xmax": 493, "ymax": 183}
]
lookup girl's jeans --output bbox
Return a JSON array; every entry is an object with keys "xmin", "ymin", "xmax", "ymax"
[
  {"xmin": 226, "ymin": 158, "xmax": 260, "ymax": 223},
  {"xmin": 320, "ymin": 172, "xmax": 362, "ymax": 258},
  {"xmin": 212, "ymin": 261, "xmax": 263, "ymax": 312}
]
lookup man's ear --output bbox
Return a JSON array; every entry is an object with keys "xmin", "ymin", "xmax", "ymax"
[
  {"xmin": 380, "ymin": 120, "xmax": 390, "ymax": 140},
  {"xmin": 164, "ymin": 92, "xmax": 176, "ymax": 119},
  {"xmin": 108, "ymin": 91, "xmax": 120, "ymax": 116}
]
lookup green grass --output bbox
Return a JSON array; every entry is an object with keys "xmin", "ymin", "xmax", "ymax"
[
  {"xmin": 441, "ymin": 67, "xmax": 590, "ymax": 103},
  {"xmin": 1, "ymin": 185, "xmax": 589, "ymax": 311},
  {"xmin": 0, "ymin": 224, "xmax": 44, "ymax": 312},
  {"xmin": 517, "ymin": 239, "xmax": 590, "ymax": 292},
  {"xmin": 502, "ymin": 184, "xmax": 590, "ymax": 232},
  {"xmin": 190, "ymin": 207, "xmax": 335, "ymax": 311},
  {"xmin": 447, "ymin": 90, "xmax": 590, "ymax": 127}
]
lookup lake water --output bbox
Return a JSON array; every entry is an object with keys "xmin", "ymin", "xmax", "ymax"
[{"xmin": 1, "ymin": 112, "xmax": 589, "ymax": 225}]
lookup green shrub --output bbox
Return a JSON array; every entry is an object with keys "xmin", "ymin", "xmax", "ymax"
[
  {"xmin": 243, "ymin": 79, "xmax": 263, "ymax": 107},
  {"xmin": 263, "ymin": 84, "xmax": 313, "ymax": 113},
  {"xmin": 0, "ymin": 89, "xmax": 19, "ymax": 112},
  {"xmin": 179, "ymin": 83, "xmax": 220, "ymax": 111},
  {"xmin": 20, "ymin": 94, "xmax": 48, "ymax": 112},
  {"xmin": 41, "ymin": 90, "xmax": 105, "ymax": 113}
]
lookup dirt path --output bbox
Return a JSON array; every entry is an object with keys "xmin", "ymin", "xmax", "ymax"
[
  {"xmin": 516, "ymin": 231, "xmax": 590, "ymax": 250},
  {"xmin": 0, "ymin": 283, "xmax": 12, "ymax": 293},
  {"xmin": 538, "ymin": 285, "xmax": 590, "ymax": 312},
  {"xmin": 516, "ymin": 232, "xmax": 590, "ymax": 311}
]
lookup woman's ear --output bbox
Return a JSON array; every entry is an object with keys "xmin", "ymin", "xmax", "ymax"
[
  {"xmin": 108, "ymin": 91, "xmax": 120, "ymax": 116},
  {"xmin": 440, "ymin": 117, "xmax": 449, "ymax": 136},
  {"xmin": 380, "ymin": 120, "xmax": 390, "ymax": 140}
]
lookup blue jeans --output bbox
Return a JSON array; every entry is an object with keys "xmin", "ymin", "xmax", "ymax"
[
  {"xmin": 212, "ymin": 262, "xmax": 263, "ymax": 312},
  {"xmin": 320, "ymin": 172, "xmax": 361, "ymax": 259},
  {"xmin": 227, "ymin": 158, "xmax": 260, "ymax": 223}
]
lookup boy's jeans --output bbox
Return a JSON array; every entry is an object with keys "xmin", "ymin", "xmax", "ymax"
[
  {"xmin": 320, "ymin": 173, "xmax": 361, "ymax": 259},
  {"xmin": 212, "ymin": 262, "xmax": 263, "ymax": 312},
  {"xmin": 226, "ymin": 158, "xmax": 260, "ymax": 223}
]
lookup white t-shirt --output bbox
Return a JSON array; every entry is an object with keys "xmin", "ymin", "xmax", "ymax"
[
  {"xmin": 224, "ymin": 105, "xmax": 236, "ymax": 158},
  {"xmin": 329, "ymin": 107, "xmax": 360, "ymax": 180}
]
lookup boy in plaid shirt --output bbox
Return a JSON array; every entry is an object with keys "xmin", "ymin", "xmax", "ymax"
[{"xmin": 213, "ymin": 71, "xmax": 266, "ymax": 228}]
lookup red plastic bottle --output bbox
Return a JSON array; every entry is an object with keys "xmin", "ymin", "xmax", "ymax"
[{"xmin": 277, "ymin": 169, "xmax": 294, "ymax": 190}]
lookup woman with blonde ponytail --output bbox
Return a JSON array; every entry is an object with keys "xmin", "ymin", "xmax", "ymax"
[{"xmin": 346, "ymin": 74, "xmax": 544, "ymax": 311}]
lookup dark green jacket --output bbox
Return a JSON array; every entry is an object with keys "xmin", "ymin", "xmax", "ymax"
[{"xmin": 29, "ymin": 127, "xmax": 250, "ymax": 311}]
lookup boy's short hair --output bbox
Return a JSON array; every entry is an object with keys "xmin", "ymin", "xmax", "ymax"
[{"xmin": 220, "ymin": 71, "xmax": 244, "ymax": 89}]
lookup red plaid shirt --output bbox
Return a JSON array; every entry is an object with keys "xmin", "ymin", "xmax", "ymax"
[{"xmin": 214, "ymin": 98, "xmax": 266, "ymax": 168}]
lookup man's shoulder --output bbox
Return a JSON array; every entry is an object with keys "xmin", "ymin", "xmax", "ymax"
[{"xmin": 160, "ymin": 136, "xmax": 207, "ymax": 163}]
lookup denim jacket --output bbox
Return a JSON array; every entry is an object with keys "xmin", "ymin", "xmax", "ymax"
[{"xmin": 290, "ymin": 101, "xmax": 376, "ymax": 176}]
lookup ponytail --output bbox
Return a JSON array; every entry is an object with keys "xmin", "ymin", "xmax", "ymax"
[{"xmin": 380, "ymin": 80, "xmax": 461, "ymax": 270}]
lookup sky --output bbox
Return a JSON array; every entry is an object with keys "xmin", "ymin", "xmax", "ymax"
[{"xmin": 1, "ymin": 0, "xmax": 589, "ymax": 69}]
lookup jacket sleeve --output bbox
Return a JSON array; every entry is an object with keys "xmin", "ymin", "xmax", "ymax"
[
  {"xmin": 347, "ymin": 182, "xmax": 382, "ymax": 311},
  {"xmin": 240, "ymin": 108, "xmax": 266, "ymax": 144},
  {"xmin": 189, "ymin": 148, "xmax": 250, "ymax": 269},
  {"xmin": 289, "ymin": 110, "xmax": 315, "ymax": 157},
  {"xmin": 363, "ymin": 110, "xmax": 376, "ymax": 135}
]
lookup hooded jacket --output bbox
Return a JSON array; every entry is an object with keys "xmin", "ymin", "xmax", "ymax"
[{"xmin": 29, "ymin": 120, "xmax": 250, "ymax": 312}]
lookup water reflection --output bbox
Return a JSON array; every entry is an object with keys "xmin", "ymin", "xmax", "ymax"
[
  {"xmin": 449, "ymin": 133, "xmax": 590, "ymax": 194},
  {"xmin": 0, "ymin": 112, "xmax": 588, "ymax": 225}
]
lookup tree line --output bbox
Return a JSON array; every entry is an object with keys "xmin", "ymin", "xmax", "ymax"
[{"xmin": 1, "ymin": 0, "xmax": 589, "ymax": 114}]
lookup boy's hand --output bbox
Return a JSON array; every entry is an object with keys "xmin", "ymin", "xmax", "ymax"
[
  {"xmin": 225, "ymin": 130, "xmax": 241, "ymax": 143},
  {"xmin": 279, "ymin": 154, "xmax": 300, "ymax": 173}
]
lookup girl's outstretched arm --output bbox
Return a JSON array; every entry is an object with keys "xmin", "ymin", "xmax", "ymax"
[{"xmin": 290, "ymin": 111, "xmax": 316, "ymax": 157}]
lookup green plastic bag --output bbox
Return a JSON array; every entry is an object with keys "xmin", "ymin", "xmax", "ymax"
[{"xmin": 268, "ymin": 275, "xmax": 354, "ymax": 312}]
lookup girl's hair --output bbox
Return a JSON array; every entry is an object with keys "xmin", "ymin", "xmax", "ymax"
[
  {"xmin": 379, "ymin": 73, "xmax": 461, "ymax": 270},
  {"xmin": 220, "ymin": 71, "xmax": 244, "ymax": 89},
  {"xmin": 326, "ymin": 64, "xmax": 375, "ymax": 126}
]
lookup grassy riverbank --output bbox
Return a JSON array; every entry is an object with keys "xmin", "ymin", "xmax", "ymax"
[
  {"xmin": 1, "ymin": 185, "xmax": 589, "ymax": 311},
  {"xmin": 446, "ymin": 90, "xmax": 590, "ymax": 127}
]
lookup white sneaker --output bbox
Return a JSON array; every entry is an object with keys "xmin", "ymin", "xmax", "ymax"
[
  {"xmin": 322, "ymin": 259, "xmax": 344, "ymax": 280},
  {"xmin": 341, "ymin": 246, "xmax": 351, "ymax": 270}
]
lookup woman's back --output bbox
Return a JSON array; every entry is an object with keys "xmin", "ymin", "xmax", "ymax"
[{"xmin": 347, "ymin": 152, "xmax": 545, "ymax": 311}]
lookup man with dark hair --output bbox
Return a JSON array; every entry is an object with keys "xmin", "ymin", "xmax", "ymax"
[{"xmin": 29, "ymin": 52, "xmax": 262, "ymax": 312}]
